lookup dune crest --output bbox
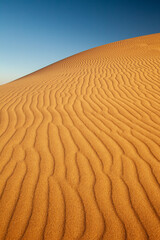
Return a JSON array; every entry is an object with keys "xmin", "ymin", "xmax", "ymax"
[{"xmin": 0, "ymin": 33, "xmax": 160, "ymax": 240}]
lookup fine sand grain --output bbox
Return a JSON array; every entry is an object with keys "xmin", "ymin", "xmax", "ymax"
[{"xmin": 0, "ymin": 33, "xmax": 160, "ymax": 240}]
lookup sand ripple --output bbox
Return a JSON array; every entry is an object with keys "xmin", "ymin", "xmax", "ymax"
[{"xmin": 0, "ymin": 33, "xmax": 160, "ymax": 240}]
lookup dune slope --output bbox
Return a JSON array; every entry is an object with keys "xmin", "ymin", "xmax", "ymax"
[{"xmin": 0, "ymin": 33, "xmax": 160, "ymax": 240}]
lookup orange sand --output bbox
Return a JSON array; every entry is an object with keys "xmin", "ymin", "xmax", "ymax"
[{"xmin": 0, "ymin": 33, "xmax": 160, "ymax": 240}]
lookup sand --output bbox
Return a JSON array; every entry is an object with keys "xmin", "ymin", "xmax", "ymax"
[{"xmin": 0, "ymin": 33, "xmax": 160, "ymax": 240}]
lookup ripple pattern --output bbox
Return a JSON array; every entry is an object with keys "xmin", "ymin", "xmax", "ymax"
[{"xmin": 0, "ymin": 33, "xmax": 160, "ymax": 240}]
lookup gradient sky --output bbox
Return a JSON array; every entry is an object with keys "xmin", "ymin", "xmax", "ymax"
[{"xmin": 0, "ymin": 0, "xmax": 160, "ymax": 85}]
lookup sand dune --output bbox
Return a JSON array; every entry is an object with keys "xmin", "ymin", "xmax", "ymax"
[{"xmin": 0, "ymin": 33, "xmax": 160, "ymax": 240}]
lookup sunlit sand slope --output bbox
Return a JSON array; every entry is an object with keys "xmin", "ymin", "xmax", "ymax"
[{"xmin": 0, "ymin": 33, "xmax": 160, "ymax": 240}]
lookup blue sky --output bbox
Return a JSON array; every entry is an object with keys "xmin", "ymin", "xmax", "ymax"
[{"xmin": 0, "ymin": 0, "xmax": 160, "ymax": 84}]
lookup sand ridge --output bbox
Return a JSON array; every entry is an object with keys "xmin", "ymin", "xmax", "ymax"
[{"xmin": 0, "ymin": 33, "xmax": 160, "ymax": 240}]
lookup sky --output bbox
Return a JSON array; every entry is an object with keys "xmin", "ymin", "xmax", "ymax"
[{"xmin": 0, "ymin": 0, "xmax": 160, "ymax": 85}]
